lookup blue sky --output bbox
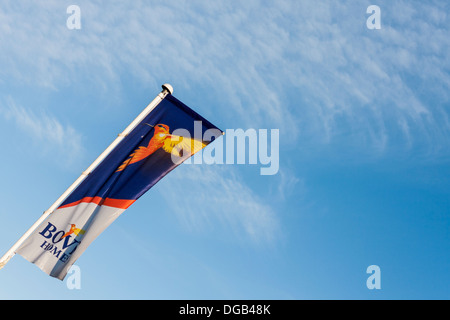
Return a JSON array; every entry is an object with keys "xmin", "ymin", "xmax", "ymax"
[{"xmin": 0, "ymin": 0, "xmax": 449, "ymax": 299}]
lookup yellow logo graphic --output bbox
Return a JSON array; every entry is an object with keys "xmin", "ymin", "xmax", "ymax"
[
  {"xmin": 61, "ymin": 224, "xmax": 86, "ymax": 239},
  {"xmin": 116, "ymin": 123, "xmax": 206, "ymax": 172}
]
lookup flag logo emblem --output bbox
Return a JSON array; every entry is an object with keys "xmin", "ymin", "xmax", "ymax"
[
  {"xmin": 61, "ymin": 224, "xmax": 86, "ymax": 239},
  {"xmin": 116, "ymin": 123, "xmax": 206, "ymax": 172}
]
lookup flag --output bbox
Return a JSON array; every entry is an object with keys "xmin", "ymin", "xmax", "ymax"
[{"xmin": 16, "ymin": 93, "xmax": 222, "ymax": 280}]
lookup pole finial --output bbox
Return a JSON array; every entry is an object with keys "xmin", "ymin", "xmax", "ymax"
[{"xmin": 162, "ymin": 83, "xmax": 174, "ymax": 95}]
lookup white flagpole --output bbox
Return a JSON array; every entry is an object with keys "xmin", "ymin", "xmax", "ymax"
[{"xmin": 0, "ymin": 84, "xmax": 174, "ymax": 270}]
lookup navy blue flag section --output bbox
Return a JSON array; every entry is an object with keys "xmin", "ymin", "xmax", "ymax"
[{"xmin": 16, "ymin": 92, "xmax": 223, "ymax": 280}]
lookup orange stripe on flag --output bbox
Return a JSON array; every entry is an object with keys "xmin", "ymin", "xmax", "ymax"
[
  {"xmin": 59, "ymin": 197, "xmax": 135, "ymax": 210},
  {"xmin": 103, "ymin": 198, "xmax": 135, "ymax": 209}
]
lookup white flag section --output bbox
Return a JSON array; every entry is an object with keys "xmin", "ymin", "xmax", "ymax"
[
  {"xmin": 0, "ymin": 84, "xmax": 223, "ymax": 280},
  {"xmin": 16, "ymin": 203, "xmax": 125, "ymax": 280}
]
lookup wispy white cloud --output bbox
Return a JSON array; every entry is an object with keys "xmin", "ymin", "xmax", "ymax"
[
  {"xmin": 1, "ymin": 1, "xmax": 449, "ymax": 158},
  {"xmin": 277, "ymin": 168, "xmax": 302, "ymax": 201},
  {"xmin": 160, "ymin": 164, "xmax": 280, "ymax": 245},
  {"xmin": 280, "ymin": 0, "xmax": 450, "ymax": 155},
  {"xmin": 0, "ymin": 97, "xmax": 84, "ymax": 166}
]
